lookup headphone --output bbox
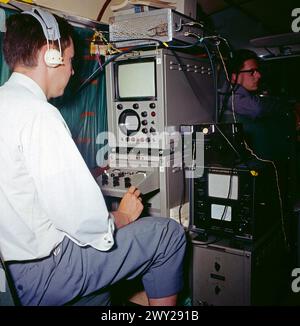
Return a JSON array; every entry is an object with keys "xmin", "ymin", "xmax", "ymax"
[{"xmin": 22, "ymin": 8, "xmax": 63, "ymax": 68}]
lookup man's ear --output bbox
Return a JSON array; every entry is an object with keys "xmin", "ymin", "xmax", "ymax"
[
  {"xmin": 37, "ymin": 44, "xmax": 49, "ymax": 67},
  {"xmin": 231, "ymin": 73, "xmax": 237, "ymax": 84}
]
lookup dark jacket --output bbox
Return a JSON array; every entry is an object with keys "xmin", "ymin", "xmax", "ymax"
[{"xmin": 219, "ymin": 84, "xmax": 296, "ymax": 162}]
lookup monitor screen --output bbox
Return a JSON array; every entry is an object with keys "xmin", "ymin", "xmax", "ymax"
[
  {"xmin": 211, "ymin": 204, "xmax": 232, "ymax": 221},
  {"xmin": 116, "ymin": 59, "xmax": 156, "ymax": 100},
  {"xmin": 208, "ymin": 173, "xmax": 238, "ymax": 200}
]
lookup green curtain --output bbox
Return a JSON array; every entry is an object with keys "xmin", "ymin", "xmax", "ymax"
[
  {"xmin": 0, "ymin": 9, "xmax": 14, "ymax": 85},
  {"xmin": 0, "ymin": 32, "xmax": 10, "ymax": 85},
  {"xmin": 51, "ymin": 27, "xmax": 108, "ymax": 171}
]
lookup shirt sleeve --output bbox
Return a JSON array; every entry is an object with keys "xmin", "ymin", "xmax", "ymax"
[{"xmin": 21, "ymin": 105, "xmax": 115, "ymax": 251}]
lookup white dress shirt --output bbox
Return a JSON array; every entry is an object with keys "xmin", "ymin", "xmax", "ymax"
[{"xmin": 0, "ymin": 72, "xmax": 115, "ymax": 261}]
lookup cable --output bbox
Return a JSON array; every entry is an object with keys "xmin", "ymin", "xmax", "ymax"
[
  {"xmin": 214, "ymin": 124, "xmax": 244, "ymax": 163},
  {"xmin": 181, "ymin": 20, "xmax": 216, "ymax": 37},
  {"xmin": 202, "ymin": 41, "xmax": 219, "ymax": 122},
  {"xmin": 113, "ymin": 37, "xmax": 164, "ymax": 47},
  {"xmin": 114, "ymin": 37, "xmax": 201, "ymax": 49},
  {"xmin": 167, "ymin": 39, "xmax": 201, "ymax": 49},
  {"xmin": 226, "ymin": 79, "xmax": 287, "ymax": 247},
  {"xmin": 77, "ymin": 29, "xmax": 221, "ymax": 95},
  {"xmin": 243, "ymin": 141, "xmax": 288, "ymax": 250},
  {"xmin": 75, "ymin": 43, "xmax": 159, "ymax": 94},
  {"xmin": 220, "ymin": 168, "xmax": 234, "ymax": 222},
  {"xmin": 182, "ymin": 21, "xmax": 205, "ymax": 29},
  {"xmin": 216, "ymin": 44, "xmax": 230, "ymax": 82},
  {"xmin": 97, "ymin": 0, "xmax": 111, "ymax": 22},
  {"xmin": 216, "ymin": 44, "xmax": 237, "ymax": 121},
  {"xmin": 184, "ymin": 32, "xmax": 233, "ymax": 122},
  {"xmin": 76, "ymin": 37, "xmax": 168, "ymax": 94},
  {"xmin": 183, "ymin": 31, "xmax": 219, "ymax": 121},
  {"xmin": 176, "ymin": 32, "xmax": 238, "ymax": 228},
  {"xmin": 216, "ymin": 44, "xmax": 288, "ymax": 248},
  {"xmin": 190, "ymin": 231, "xmax": 221, "ymax": 246},
  {"xmin": 217, "ymin": 45, "xmax": 238, "ymax": 123},
  {"xmin": 232, "ymin": 85, "xmax": 287, "ymax": 249},
  {"xmin": 0, "ymin": 2, "xmax": 22, "ymax": 11},
  {"xmin": 77, "ymin": 36, "xmax": 206, "ymax": 96}
]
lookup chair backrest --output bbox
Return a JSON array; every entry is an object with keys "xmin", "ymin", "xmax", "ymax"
[{"xmin": 0, "ymin": 255, "xmax": 19, "ymax": 306}]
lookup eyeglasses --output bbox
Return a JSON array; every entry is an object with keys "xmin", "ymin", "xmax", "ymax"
[{"xmin": 239, "ymin": 68, "xmax": 261, "ymax": 76}]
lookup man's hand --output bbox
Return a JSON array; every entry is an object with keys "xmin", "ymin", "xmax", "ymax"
[{"xmin": 112, "ymin": 186, "xmax": 144, "ymax": 228}]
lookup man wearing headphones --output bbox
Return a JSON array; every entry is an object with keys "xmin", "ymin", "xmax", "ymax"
[{"xmin": 0, "ymin": 9, "xmax": 186, "ymax": 306}]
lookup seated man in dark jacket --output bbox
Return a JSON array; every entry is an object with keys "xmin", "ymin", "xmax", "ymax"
[{"xmin": 219, "ymin": 49, "xmax": 298, "ymax": 248}]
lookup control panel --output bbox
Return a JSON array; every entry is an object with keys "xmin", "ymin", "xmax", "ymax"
[
  {"xmin": 115, "ymin": 101, "xmax": 159, "ymax": 148},
  {"xmin": 106, "ymin": 48, "xmax": 215, "ymax": 150},
  {"xmin": 98, "ymin": 167, "xmax": 159, "ymax": 198}
]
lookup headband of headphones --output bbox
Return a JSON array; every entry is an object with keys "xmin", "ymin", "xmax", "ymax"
[
  {"xmin": 22, "ymin": 8, "xmax": 61, "ymax": 41},
  {"xmin": 22, "ymin": 8, "xmax": 63, "ymax": 67}
]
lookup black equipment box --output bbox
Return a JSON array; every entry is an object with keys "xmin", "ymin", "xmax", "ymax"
[
  {"xmin": 181, "ymin": 123, "xmax": 247, "ymax": 167},
  {"xmin": 190, "ymin": 163, "xmax": 280, "ymax": 241}
]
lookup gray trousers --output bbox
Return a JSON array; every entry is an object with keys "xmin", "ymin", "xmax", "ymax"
[{"xmin": 8, "ymin": 216, "xmax": 186, "ymax": 306}]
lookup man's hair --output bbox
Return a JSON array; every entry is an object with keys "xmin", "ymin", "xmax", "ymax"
[
  {"xmin": 3, "ymin": 12, "xmax": 73, "ymax": 70},
  {"xmin": 228, "ymin": 49, "xmax": 259, "ymax": 75}
]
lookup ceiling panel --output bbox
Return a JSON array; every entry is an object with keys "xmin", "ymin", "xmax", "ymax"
[
  {"xmin": 197, "ymin": 0, "xmax": 228, "ymax": 15},
  {"xmin": 240, "ymin": 0, "xmax": 298, "ymax": 34},
  {"xmin": 198, "ymin": 0, "xmax": 299, "ymax": 34}
]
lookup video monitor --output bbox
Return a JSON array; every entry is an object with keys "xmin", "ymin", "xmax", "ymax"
[
  {"xmin": 115, "ymin": 58, "xmax": 156, "ymax": 101},
  {"xmin": 208, "ymin": 173, "xmax": 238, "ymax": 200},
  {"xmin": 211, "ymin": 204, "xmax": 232, "ymax": 221}
]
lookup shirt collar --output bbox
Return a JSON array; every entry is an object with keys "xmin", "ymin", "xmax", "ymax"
[{"xmin": 7, "ymin": 72, "xmax": 47, "ymax": 102}]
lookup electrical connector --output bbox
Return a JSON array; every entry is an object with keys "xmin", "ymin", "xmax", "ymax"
[{"xmin": 90, "ymin": 42, "xmax": 108, "ymax": 56}]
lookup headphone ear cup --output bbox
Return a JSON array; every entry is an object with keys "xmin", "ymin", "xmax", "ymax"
[{"xmin": 44, "ymin": 48, "xmax": 63, "ymax": 68}]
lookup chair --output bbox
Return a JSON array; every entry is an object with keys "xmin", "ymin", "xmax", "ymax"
[{"xmin": 0, "ymin": 252, "xmax": 110, "ymax": 306}]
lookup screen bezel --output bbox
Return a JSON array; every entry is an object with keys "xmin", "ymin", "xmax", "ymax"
[{"xmin": 114, "ymin": 57, "xmax": 157, "ymax": 102}]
